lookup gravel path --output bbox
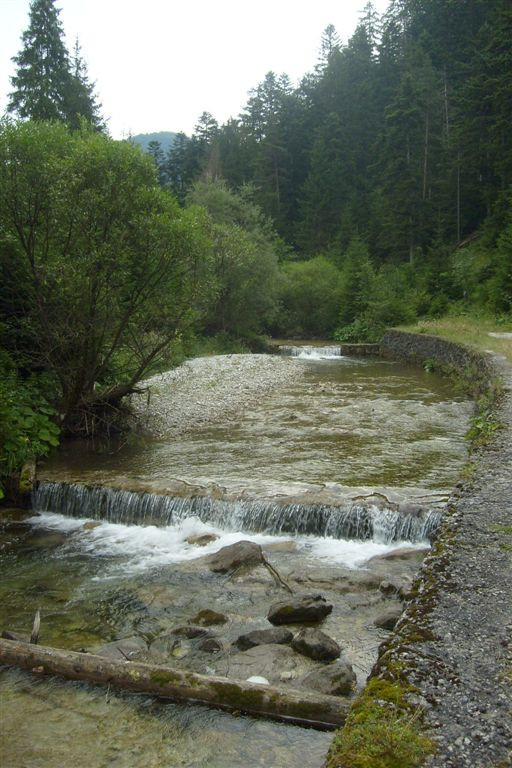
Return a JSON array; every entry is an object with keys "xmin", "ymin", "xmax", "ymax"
[
  {"xmin": 391, "ymin": 352, "xmax": 512, "ymax": 767},
  {"xmin": 130, "ymin": 354, "xmax": 305, "ymax": 437}
]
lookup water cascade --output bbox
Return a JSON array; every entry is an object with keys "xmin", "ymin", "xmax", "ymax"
[
  {"xmin": 278, "ymin": 345, "xmax": 343, "ymax": 360},
  {"xmin": 33, "ymin": 481, "xmax": 441, "ymax": 543}
]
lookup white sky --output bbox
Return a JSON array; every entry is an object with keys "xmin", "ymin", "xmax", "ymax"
[{"xmin": 0, "ymin": 0, "xmax": 390, "ymax": 138}]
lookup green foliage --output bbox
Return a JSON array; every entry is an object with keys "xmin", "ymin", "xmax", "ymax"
[
  {"xmin": 334, "ymin": 318, "xmax": 385, "ymax": 343},
  {"xmin": 186, "ymin": 180, "xmax": 279, "ymax": 338},
  {"xmin": 0, "ymin": 363, "xmax": 60, "ymax": 497},
  {"xmin": 0, "ymin": 120, "xmax": 213, "ymax": 434},
  {"xmin": 274, "ymin": 256, "xmax": 342, "ymax": 337}
]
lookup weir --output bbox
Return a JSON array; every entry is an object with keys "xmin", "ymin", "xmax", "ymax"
[
  {"xmin": 278, "ymin": 345, "xmax": 343, "ymax": 360},
  {"xmin": 32, "ymin": 481, "xmax": 441, "ymax": 543}
]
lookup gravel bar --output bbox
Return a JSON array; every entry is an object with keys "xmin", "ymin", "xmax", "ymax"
[{"xmin": 130, "ymin": 353, "xmax": 305, "ymax": 437}]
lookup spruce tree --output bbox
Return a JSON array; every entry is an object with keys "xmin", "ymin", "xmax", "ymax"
[
  {"xmin": 8, "ymin": 0, "xmax": 71, "ymax": 121},
  {"xmin": 9, "ymin": 0, "xmax": 104, "ymax": 130}
]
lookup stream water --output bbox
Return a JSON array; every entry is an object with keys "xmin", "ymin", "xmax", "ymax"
[{"xmin": 0, "ymin": 353, "xmax": 472, "ymax": 767}]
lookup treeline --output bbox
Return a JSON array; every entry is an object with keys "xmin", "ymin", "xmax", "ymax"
[
  {"xmin": 148, "ymin": 0, "xmax": 512, "ymax": 337},
  {"xmin": 1, "ymin": 0, "xmax": 511, "ymax": 497}
]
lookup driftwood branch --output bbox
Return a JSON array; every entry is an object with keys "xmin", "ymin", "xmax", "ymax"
[
  {"xmin": 261, "ymin": 553, "xmax": 294, "ymax": 594},
  {"xmin": 0, "ymin": 638, "xmax": 348, "ymax": 730}
]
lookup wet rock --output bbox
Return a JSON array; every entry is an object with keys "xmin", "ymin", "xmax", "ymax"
[
  {"xmin": 224, "ymin": 644, "xmax": 314, "ymax": 685},
  {"xmin": 234, "ymin": 627, "xmax": 293, "ymax": 651},
  {"xmin": 186, "ymin": 533, "xmax": 219, "ymax": 547},
  {"xmin": 95, "ymin": 636, "xmax": 147, "ymax": 660},
  {"xmin": 374, "ymin": 605, "xmax": 403, "ymax": 630},
  {"xmin": 203, "ymin": 541, "xmax": 263, "ymax": 573},
  {"xmin": 267, "ymin": 594, "xmax": 333, "ymax": 625},
  {"xmin": 0, "ymin": 508, "xmax": 33, "ymax": 523},
  {"xmin": 291, "ymin": 628, "xmax": 341, "ymax": 662},
  {"xmin": 198, "ymin": 637, "xmax": 223, "ymax": 653},
  {"xmin": 300, "ymin": 661, "xmax": 356, "ymax": 696},
  {"xmin": 1, "ymin": 630, "xmax": 29, "ymax": 642},
  {"xmin": 190, "ymin": 609, "xmax": 227, "ymax": 626},
  {"xmin": 263, "ymin": 540, "xmax": 297, "ymax": 553},
  {"xmin": 290, "ymin": 567, "xmax": 381, "ymax": 593},
  {"xmin": 83, "ymin": 521, "xmax": 102, "ymax": 531},
  {"xmin": 379, "ymin": 575, "xmax": 414, "ymax": 600},
  {"xmin": 366, "ymin": 546, "xmax": 429, "ymax": 564}
]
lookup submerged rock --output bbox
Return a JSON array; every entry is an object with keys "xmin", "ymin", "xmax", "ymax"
[
  {"xmin": 301, "ymin": 661, "xmax": 356, "ymax": 696},
  {"xmin": 172, "ymin": 625, "xmax": 212, "ymax": 639},
  {"xmin": 267, "ymin": 594, "xmax": 333, "ymax": 625},
  {"xmin": 379, "ymin": 575, "xmax": 414, "ymax": 600},
  {"xmin": 198, "ymin": 637, "xmax": 223, "ymax": 653},
  {"xmin": 186, "ymin": 533, "xmax": 219, "ymax": 547},
  {"xmin": 95, "ymin": 636, "xmax": 147, "ymax": 660},
  {"xmin": 367, "ymin": 546, "xmax": 429, "ymax": 564},
  {"xmin": 203, "ymin": 541, "xmax": 263, "ymax": 573},
  {"xmin": 291, "ymin": 628, "xmax": 341, "ymax": 662},
  {"xmin": 234, "ymin": 627, "xmax": 293, "ymax": 651},
  {"xmin": 190, "ymin": 609, "xmax": 227, "ymax": 626},
  {"xmin": 224, "ymin": 644, "xmax": 314, "ymax": 685}
]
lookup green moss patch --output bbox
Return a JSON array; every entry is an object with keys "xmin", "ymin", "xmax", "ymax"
[{"xmin": 326, "ymin": 677, "xmax": 435, "ymax": 768}]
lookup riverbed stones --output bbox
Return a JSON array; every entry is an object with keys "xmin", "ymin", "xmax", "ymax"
[
  {"xmin": 291, "ymin": 628, "xmax": 341, "ymax": 662},
  {"xmin": 203, "ymin": 540, "xmax": 263, "ymax": 572},
  {"xmin": 234, "ymin": 627, "xmax": 293, "ymax": 651},
  {"xmin": 172, "ymin": 625, "xmax": 212, "ymax": 639},
  {"xmin": 379, "ymin": 575, "xmax": 414, "ymax": 599},
  {"xmin": 300, "ymin": 661, "xmax": 356, "ymax": 696},
  {"xmin": 267, "ymin": 594, "xmax": 333, "ymax": 625}
]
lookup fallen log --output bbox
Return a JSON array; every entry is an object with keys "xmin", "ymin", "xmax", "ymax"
[{"xmin": 0, "ymin": 638, "xmax": 348, "ymax": 730}]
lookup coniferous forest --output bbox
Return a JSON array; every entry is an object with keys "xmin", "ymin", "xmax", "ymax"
[{"xmin": 1, "ymin": 0, "xmax": 511, "ymax": 495}]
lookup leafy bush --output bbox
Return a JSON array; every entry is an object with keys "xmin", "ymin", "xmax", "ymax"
[{"xmin": 0, "ymin": 367, "xmax": 60, "ymax": 498}]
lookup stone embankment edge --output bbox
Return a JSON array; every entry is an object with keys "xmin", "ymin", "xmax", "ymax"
[{"xmin": 326, "ymin": 329, "xmax": 511, "ymax": 768}]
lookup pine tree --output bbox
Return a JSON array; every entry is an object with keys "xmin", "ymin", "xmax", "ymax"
[{"xmin": 8, "ymin": 0, "xmax": 71, "ymax": 121}]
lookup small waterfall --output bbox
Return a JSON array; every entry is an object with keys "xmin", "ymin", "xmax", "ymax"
[
  {"xmin": 33, "ymin": 482, "xmax": 441, "ymax": 543},
  {"xmin": 279, "ymin": 345, "xmax": 343, "ymax": 360}
]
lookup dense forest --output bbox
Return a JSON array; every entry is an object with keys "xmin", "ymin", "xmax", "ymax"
[{"xmin": 1, "ymin": 0, "xmax": 511, "ymax": 497}]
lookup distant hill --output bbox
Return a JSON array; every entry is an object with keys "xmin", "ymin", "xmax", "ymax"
[{"xmin": 130, "ymin": 131, "xmax": 178, "ymax": 154}]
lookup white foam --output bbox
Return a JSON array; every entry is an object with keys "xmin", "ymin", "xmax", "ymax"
[{"xmin": 26, "ymin": 512, "xmax": 428, "ymax": 576}]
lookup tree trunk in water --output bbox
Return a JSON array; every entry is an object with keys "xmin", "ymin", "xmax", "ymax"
[{"xmin": 0, "ymin": 638, "xmax": 348, "ymax": 730}]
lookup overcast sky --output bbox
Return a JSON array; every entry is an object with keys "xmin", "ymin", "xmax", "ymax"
[{"xmin": 1, "ymin": 0, "xmax": 390, "ymax": 138}]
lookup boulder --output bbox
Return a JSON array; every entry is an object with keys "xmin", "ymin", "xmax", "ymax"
[
  {"xmin": 374, "ymin": 606, "xmax": 403, "ymax": 630},
  {"xmin": 301, "ymin": 661, "xmax": 356, "ymax": 696},
  {"xmin": 291, "ymin": 628, "xmax": 341, "ymax": 662},
  {"xmin": 267, "ymin": 594, "xmax": 333, "ymax": 625},
  {"xmin": 234, "ymin": 628, "xmax": 293, "ymax": 651},
  {"xmin": 263, "ymin": 540, "xmax": 297, "ymax": 553},
  {"xmin": 190, "ymin": 609, "xmax": 227, "ymax": 626},
  {"xmin": 203, "ymin": 541, "xmax": 263, "ymax": 573}
]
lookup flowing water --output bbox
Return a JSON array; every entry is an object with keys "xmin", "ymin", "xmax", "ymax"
[{"xmin": 0, "ymin": 353, "xmax": 473, "ymax": 767}]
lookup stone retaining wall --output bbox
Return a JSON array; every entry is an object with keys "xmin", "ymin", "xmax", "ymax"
[{"xmin": 330, "ymin": 329, "xmax": 512, "ymax": 767}]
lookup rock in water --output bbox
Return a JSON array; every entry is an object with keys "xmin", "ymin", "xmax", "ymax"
[
  {"xmin": 267, "ymin": 594, "xmax": 333, "ymax": 625},
  {"xmin": 234, "ymin": 628, "xmax": 293, "ymax": 651},
  {"xmin": 301, "ymin": 661, "xmax": 356, "ymax": 696},
  {"xmin": 373, "ymin": 606, "xmax": 403, "ymax": 630},
  {"xmin": 291, "ymin": 628, "xmax": 341, "ymax": 662},
  {"xmin": 204, "ymin": 541, "xmax": 263, "ymax": 572},
  {"xmin": 190, "ymin": 609, "xmax": 227, "ymax": 626}
]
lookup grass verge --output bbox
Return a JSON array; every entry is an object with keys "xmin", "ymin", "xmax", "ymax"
[{"xmin": 400, "ymin": 315, "xmax": 512, "ymax": 362}]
